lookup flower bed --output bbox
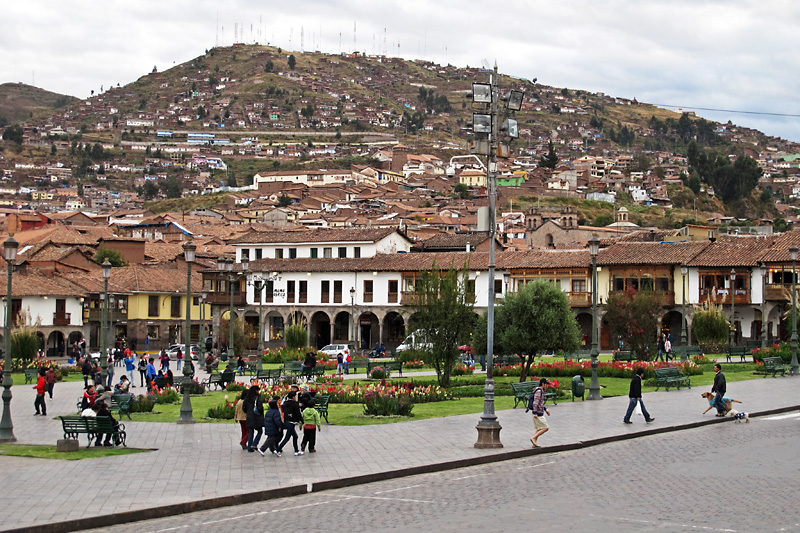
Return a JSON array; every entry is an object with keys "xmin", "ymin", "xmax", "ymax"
[
  {"xmin": 369, "ymin": 366, "xmax": 388, "ymax": 379},
  {"xmin": 495, "ymin": 359, "xmax": 702, "ymax": 379},
  {"xmin": 402, "ymin": 359, "xmax": 425, "ymax": 369},
  {"xmin": 751, "ymin": 343, "xmax": 789, "ymax": 364},
  {"xmin": 208, "ymin": 396, "xmax": 236, "ymax": 419},
  {"xmin": 363, "ymin": 391, "xmax": 413, "ymax": 417},
  {"xmin": 249, "ymin": 379, "xmax": 452, "ymax": 404},
  {"xmin": 451, "ymin": 363, "xmax": 475, "ymax": 376}
]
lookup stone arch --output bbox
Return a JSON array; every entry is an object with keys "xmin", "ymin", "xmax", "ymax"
[
  {"xmin": 382, "ymin": 311, "xmax": 406, "ymax": 353},
  {"xmin": 575, "ymin": 311, "xmax": 593, "ymax": 349},
  {"xmin": 661, "ymin": 310, "xmax": 683, "ymax": 344},
  {"xmin": 357, "ymin": 311, "xmax": 380, "ymax": 351},
  {"xmin": 46, "ymin": 330, "xmax": 66, "ymax": 358},
  {"xmin": 310, "ymin": 311, "xmax": 332, "ymax": 349},
  {"xmin": 333, "ymin": 311, "xmax": 351, "ymax": 343}
]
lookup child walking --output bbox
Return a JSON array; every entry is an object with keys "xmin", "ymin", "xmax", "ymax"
[{"xmin": 300, "ymin": 399, "xmax": 322, "ymax": 453}]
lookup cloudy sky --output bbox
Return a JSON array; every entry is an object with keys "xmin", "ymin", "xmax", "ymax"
[{"xmin": 2, "ymin": 1, "xmax": 799, "ymax": 143}]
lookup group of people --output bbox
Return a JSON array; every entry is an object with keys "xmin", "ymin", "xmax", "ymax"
[
  {"xmin": 656, "ymin": 332, "xmax": 674, "ymax": 362},
  {"xmin": 234, "ymin": 383, "xmax": 322, "ymax": 457}
]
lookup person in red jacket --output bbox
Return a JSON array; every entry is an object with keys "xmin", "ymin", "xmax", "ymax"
[{"xmin": 33, "ymin": 368, "xmax": 47, "ymax": 416}]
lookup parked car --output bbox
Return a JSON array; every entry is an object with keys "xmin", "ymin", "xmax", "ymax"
[
  {"xmin": 319, "ymin": 344, "xmax": 355, "ymax": 360},
  {"xmin": 165, "ymin": 344, "xmax": 201, "ymax": 361},
  {"xmin": 396, "ymin": 330, "xmax": 433, "ymax": 354}
]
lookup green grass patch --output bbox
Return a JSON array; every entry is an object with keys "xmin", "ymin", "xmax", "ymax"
[{"xmin": 0, "ymin": 443, "xmax": 150, "ymax": 460}]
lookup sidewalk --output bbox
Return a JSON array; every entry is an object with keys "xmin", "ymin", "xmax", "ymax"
[{"xmin": 1, "ymin": 366, "xmax": 798, "ymax": 532}]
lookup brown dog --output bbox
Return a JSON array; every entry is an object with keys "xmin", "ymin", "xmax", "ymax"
[{"xmin": 701, "ymin": 391, "xmax": 742, "ymax": 415}]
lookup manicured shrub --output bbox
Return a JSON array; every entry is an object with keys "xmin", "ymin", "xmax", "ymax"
[
  {"xmin": 130, "ymin": 395, "xmax": 155, "ymax": 413},
  {"xmin": 363, "ymin": 392, "xmax": 413, "ymax": 417},
  {"xmin": 207, "ymin": 398, "xmax": 235, "ymax": 419},
  {"xmin": 284, "ymin": 324, "xmax": 308, "ymax": 350},
  {"xmin": 369, "ymin": 366, "xmax": 388, "ymax": 380}
]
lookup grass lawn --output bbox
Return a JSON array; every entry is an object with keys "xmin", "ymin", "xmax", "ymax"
[{"xmin": 0, "ymin": 443, "xmax": 150, "ymax": 460}]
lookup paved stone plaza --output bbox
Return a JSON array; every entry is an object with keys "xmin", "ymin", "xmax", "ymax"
[{"xmin": 1, "ymin": 366, "xmax": 798, "ymax": 531}]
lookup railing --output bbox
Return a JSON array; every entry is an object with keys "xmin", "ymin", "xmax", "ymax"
[
  {"xmin": 53, "ymin": 312, "xmax": 71, "ymax": 326},
  {"xmin": 607, "ymin": 290, "xmax": 675, "ymax": 306},
  {"xmin": 204, "ymin": 291, "xmax": 246, "ymax": 306},
  {"xmin": 569, "ymin": 291, "xmax": 591, "ymax": 306},
  {"xmin": 765, "ymin": 284, "xmax": 792, "ymax": 301},
  {"xmin": 699, "ymin": 289, "xmax": 749, "ymax": 305},
  {"xmin": 87, "ymin": 309, "xmax": 127, "ymax": 322}
]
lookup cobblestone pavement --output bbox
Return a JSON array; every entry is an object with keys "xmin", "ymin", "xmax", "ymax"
[
  {"xmin": 87, "ymin": 414, "xmax": 800, "ymax": 533},
  {"xmin": 1, "ymin": 365, "xmax": 798, "ymax": 531}
]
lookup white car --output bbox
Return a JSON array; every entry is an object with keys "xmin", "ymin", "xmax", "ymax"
[
  {"xmin": 319, "ymin": 344, "xmax": 355, "ymax": 359},
  {"xmin": 165, "ymin": 344, "xmax": 201, "ymax": 361},
  {"xmin": 395, "ymin": 331, "xmax": 433, "ymax": 354}
]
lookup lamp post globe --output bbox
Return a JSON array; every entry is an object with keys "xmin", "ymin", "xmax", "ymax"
[
  {"xmin": 587, "ymin": 236, "xmax": 602, "ymax": 400},
  {"xmin": 178, "ymin": 240, "xmax": 196, "ymax": 424},
  {"xmin": 0, "ymin": 237, "xmax": 19, "ymax": 442}
]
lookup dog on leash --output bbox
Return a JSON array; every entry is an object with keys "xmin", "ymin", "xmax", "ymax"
[
  {"xmin": 700, "ymin": 391, "xmax": 742, "ymax": 415},
  {"xmin": 728, "ymin": 409, "xmax": 750, "ymax": 423}
]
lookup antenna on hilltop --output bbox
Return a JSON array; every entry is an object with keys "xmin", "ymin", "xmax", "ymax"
[
  {"xmin": 215, "ymin": 12, "xmax": 219, "ymax": 48},
  {"xmin": 353, "ymin": 20, "xmax": 357, "ymax": 52},
  {"xmin": 301, "ymin": 26, "xmax": 304, "ymax": 53}
]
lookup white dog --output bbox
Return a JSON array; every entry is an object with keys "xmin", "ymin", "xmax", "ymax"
[{"xmin": 728, "ymin": 409, "xmax": 750, "ymax": 423}]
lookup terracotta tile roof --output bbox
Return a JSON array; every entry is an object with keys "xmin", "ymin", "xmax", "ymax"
[
  {"xmin": 415, "ymin": 233, "xmax": 490, "ymax": 250},
  {"xmin": 499, "ymin": 249, "xmax": 591, "ymax": 269},
  {"xmin": 6, "ymin": 225, "xmax": 114, "ymax": 247},
  {"xmin": 109, "ymin": 266, "xmax": 205, "ymax": 293},
  {"xmin": 598, "ymin": 241, "xmax": 711, "ymax": 266},
  {"xmin": 757, "ymin": 230, "xmax": 800, "ymax": 263},
  {"xmin": 228, "ymin": 227, "xmax": 401, "ymax": 245},
  {"xmin": 0, "ymin": 268, "xmax": 86, "ymax": 297},
  {"xmin": 686, "ymin": 234, "xmax": 774, "ymax": 267}
]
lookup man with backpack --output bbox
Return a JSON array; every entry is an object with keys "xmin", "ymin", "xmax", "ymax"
[{"xmin": 526, "ymin": 378, "xmax": 552, "ymax": 448}]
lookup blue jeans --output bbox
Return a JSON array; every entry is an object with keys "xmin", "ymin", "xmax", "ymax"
[
  {"xmin": 277, "ymin": 423, "xmax": 299, "ymax": 453},
  {"xmin": 714, "ymin": 392, "xmax": 726, "ymax": 414},
  {"xmin": 247, "ymin": 427, "xmax": 262, "ymax": 450},
  {"xmin": 623, "ymin": 397, "xmax": 651, "ymax": 422}
]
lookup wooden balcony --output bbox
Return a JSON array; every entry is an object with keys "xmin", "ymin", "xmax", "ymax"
[
  {"xmin": 53, "ymin": 313, "xmax": 70, "ymax": 326},
  {"xmin": 765, "ymin": 284, "xmax": 792, "ymax": 301},
  {"xmin": 608, "ymin": 290, "xmax": 675, "ymax": 306},
  {"xmin": 699, "ymin": 289, "xmax": 749, "ymax": 305},
  {"xmin": 569, "ymin": 291, "xmax": 591, "ymax": 307},
  {"xmin": 205, "ymin": 291, "xmax": 247, "ymax": 306},
  {"xmin": 86, "ymin": 309, "xmax": 127, "ymax": 322}
]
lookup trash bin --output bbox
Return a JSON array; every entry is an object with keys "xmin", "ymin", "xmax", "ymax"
[
  {"xmin": 571, "ymin": 375, "xmax": 585, "ymax": 401},
  {"xmin": 220, "ymin": 351, "xmax": 228, "ymax": 362}
]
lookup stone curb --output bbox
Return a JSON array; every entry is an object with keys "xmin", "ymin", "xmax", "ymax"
[{"xmin": 8, "ymin": 405, "xmax": 798, "ymax": 533}]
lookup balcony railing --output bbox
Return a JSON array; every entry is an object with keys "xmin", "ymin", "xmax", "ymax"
[
  {"xmin": 569, "ymin": 291, "xmax": 591, "ymax": 307},
  {"xmin": 699, "ymin": 289, "xmax": 749, "ymax": 305},
  {"xmin": 205, "ymin": 292, "xmax": 247, "ymax": 306},
  {"xmin": 608, "ymin": 290, "xmax": 675, "ymax": 306},
  {"xmin": 765, "ymin": 284, "xmax": 792, "ymax": 301},
  {"xmin": 53, "ymin": 312, "xmax": 71, "ymax": 326},
  {"xmin": 86, "ymin": 309, "xmax": 127, "ymax": 322}
]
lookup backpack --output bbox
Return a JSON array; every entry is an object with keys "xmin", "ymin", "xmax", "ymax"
[{"xmin": 526, "ymin": 387, "xmax": 543, "ymax": 414}]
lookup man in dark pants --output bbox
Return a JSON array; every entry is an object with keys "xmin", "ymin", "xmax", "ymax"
[
  {"xmin": 712, "ymin": 363, "xmax": 727, "ymax": 417},
  {"xmin": 623, "ymin": 367, "xmax": 655, "ymax": 424}
]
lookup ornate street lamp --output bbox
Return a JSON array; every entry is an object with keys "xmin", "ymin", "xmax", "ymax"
[
  {"xmin": 587, "ymin": 236, "xmax": 602, "ymax": 400},
  {"xmin": 350, "ymin": 287, "xmax": 356, "ymax": 346},
  {"xmin": 790, "ymin": 245, "xmax": 798, "ymax": 375},
  {"xmin": 178, "ymin": 240, "xmax": 196, "ymax": 424},
  {"xmin": 760, "ymin": 262, "xmax": 767, "ymax": 351},
  {"xmin": 681, "ymin": 264, "xmax": 688, "ymax": 362},
  {"xmin": 0, "ymin": 237, "xmax": 19, "ymax": 442},
  {"xmin": 729, "ymin": 269, "xmax": 736, "ymax": 352},
  {"xmin": 100, "ymin": 260, "xmax": 111, "ymax": 387}
]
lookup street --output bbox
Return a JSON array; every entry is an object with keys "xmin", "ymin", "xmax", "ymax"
[{"xmin": 89, "ymin": 412, "xmax": 800, "ymax": 533}]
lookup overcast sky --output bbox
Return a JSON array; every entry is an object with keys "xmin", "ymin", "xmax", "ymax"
[{"xmin": 2, "ymin": 1, "xmax": 799, "ymax": 143}]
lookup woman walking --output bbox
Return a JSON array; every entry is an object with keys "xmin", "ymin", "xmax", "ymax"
[
  {"xmin": 233, "ymin": 391, "xmax": 248, "ymax": 450},
  {"xmin": 242, "ymin": 385, "xmax": 264, "ymax": 453},
  {"xmin": 276, "ymin": 391, "xmax": 304, "ymax": 456}
]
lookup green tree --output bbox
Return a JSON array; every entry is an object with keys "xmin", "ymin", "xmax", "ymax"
[
  {"xmin": 12, "ymin": 327, "xmax": 39, "ymax": 363},
  {"xmin": 453, "ymin": 183, "xmax": 470, "ymax": 199},
  {"xmin": 407, "ymin": 264, "xmax": 475, "ymax": 387},
  {"xmin": 160, "ymin": 176, "xmax": 183, "ymax": 198},
  {"xmin": 774, "ymin": 218, "xmax": 788, "ymax": 233},
  {"xmin": 474, "ymin": 280, "xmax": 580, "ymax": 382},
  {"xmin": 277, "ymin": 193, "xmax": 292, "ymax": 207},
  {"xmin": 593, "ymin": 213, "xmax": 614, "ymax": 227},
  {"xmin": 50, "ymin": 143, "xmax": 56, "ymax": 156},
  {"xmin": 284, "ymin": 324, "xmax": 308, "ymax": 350},
  {"xmin": 538, "ymin": 141, "xmax": 559, "ymax": 169},
  {"xmin": 2, "ymin": 124, "xmax": 23, "ymax": 145},
  {"xmin": 604, "ymin": 288, "xmax": 663, "ymax": 359},
  {"xmin": 142, "ymin": 181, "xmax": 159, "ymax": 199},
  {"xmin": 287, "ymin": 54, "xmax": 296, "ymax": 70},
  {"xmin": 692, "ymin": 302, "xmax": 730, "ymax": 353},
  {"xmin": 94, "ymin": 247, "xmax": 128, "ymax": 267},
  {"xmin": 264, "ymin": 61, "xmax": 274, "ymax": 73}
]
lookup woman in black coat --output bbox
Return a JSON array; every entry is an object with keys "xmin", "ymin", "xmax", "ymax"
[
  {"xmin": 242, "ymin": 385, "xmax": 264, "ymax": 453},
  {"xmin": 276, "ymin": 391, "xmax": 304, "ymax": 456}
]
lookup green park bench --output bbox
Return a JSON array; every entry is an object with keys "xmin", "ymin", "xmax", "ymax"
[
  {"xmin": 684, "ymin": 345, "xmax": 704, "ymax": 358},
  {"xmin": 564, "ymin": 350, "xmax": 591, "ymax": 362},
  {"xmin": 59, "ymin": 415, "xmax": 127, "ymax": 447},
  {"xmin": 204, "ymin": 373, "xmax": 223, "ymax": 390},
  {"xmin": 612, "ymin": 350, "xmax": 634, "ymax": 362},
  {"xmin": 346, "ymin": 357, "xmax": 368, "ymax": 374},
  {"xmin": 726, "ymin": 346, "xmax": 749, "ymax": 362},
  {"xmin": 367, "ymin": 360, "xmax": 403, "ymax": 377},
  {"xmin": 761, "ymin": 356, "xmax": 786, "ymax": 378},
  {"xmin": 24, "ymin": 368, "xmax": 39, "ymax": 384},
  {"xmin": 110, "ymin": 394, "xmax": 133, "ymax": 420},
  {"xmin": 314, "ymin": 394, "xmax": 330, "ymax": 423},
  {"xmin": 653, "ymin": 367, "xmax": 691, "ymax": 391},
  {"xmin": 511, "ymin": 381, "xmax": 536, "ymax": 408}
]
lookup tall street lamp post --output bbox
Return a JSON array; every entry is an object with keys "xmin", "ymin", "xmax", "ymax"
[
  {"xmin": 0, "ymin": 237, "xmax": 18, "ymax": 442},
  {"xmin": 350, "ymin": 287, "xmax": 356, "ymax": 346},
  {"xmin": 200, "ymin": 291, "xmax": 208, "ymax": 349},
  {"xmin": 100, "ymin": 261, "xmax": 111, "ymax": 387},
  {"xmin": 760, "ymin": 262, "xmax": 767, "ymax": 351},
  {"xmin": 472, "ymin": 65, "xmax": 524, "ymax": 448},
  {"xmin": 790, "ymin": 245, "xmax": 798, "ymax": 375},
  {"xmin": 178, "ymin": 241, "xmax": 196, "ymax": 424},
  {"xmin": 587, "ymin": 236, "xmax": 602, "ymax": 400},
  {"xmin": 681, "ymin": 264, "xmax": 688, "ymax": 362},
  {"xmin": 729, "ymin": 269, "xmax": 736, "ymax": 351}
]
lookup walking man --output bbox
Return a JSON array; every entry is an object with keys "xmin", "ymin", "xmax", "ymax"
[
  {"xmin": 623, "ymin": 367, "xmax": 655, "ymax": 424},
  {"xmin": 527, "ymin": 378, "xmax": 552, "ymax": 447},
  {"xmin": 711, "ymin": 363, "xmax": 727, "ymax": 417}
]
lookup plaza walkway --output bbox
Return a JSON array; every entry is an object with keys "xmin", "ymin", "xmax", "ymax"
[{"xmin": 1, "ymin": 362, "xmax": 798, "ymax": 532}]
